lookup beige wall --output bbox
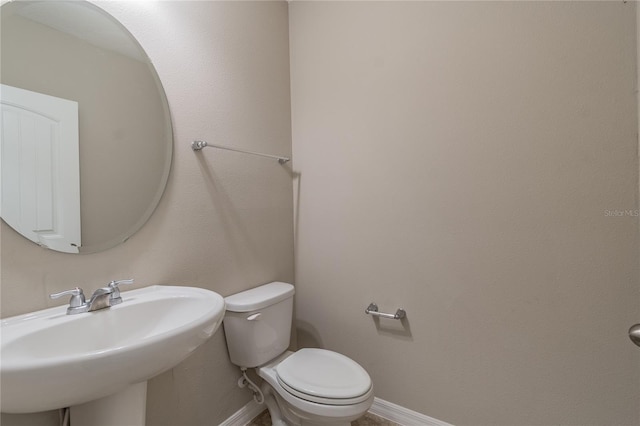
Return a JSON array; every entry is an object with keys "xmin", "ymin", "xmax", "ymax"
[
  {"xmin": 290, "ymin": 2, "xmax": 639, "ymax": 425},
  {"xmin": 1, "ymin": 1, "xmax": 292, "ymax": 425}
]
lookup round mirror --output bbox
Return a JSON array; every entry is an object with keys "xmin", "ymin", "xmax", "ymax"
[{"xmin": 0, "ymin": 0, "xmax": 172, "ymax": 254}]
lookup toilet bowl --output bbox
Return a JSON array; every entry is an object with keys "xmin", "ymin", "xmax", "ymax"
[{"xmin": 223, "ymin": 282, "xmax": 374, "ymax": 426}]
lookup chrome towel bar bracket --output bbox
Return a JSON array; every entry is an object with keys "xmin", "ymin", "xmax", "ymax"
[{"xmin": 365, "ymin": 303, "xmax": 406, "ymax": 320}]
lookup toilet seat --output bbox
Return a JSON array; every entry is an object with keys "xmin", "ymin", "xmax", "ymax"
[{"xmin": 275, "ymin": 348, "xmax": 372, "ymax": 405}]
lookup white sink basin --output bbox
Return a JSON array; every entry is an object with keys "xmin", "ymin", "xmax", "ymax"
[{"xmin": 1, "ymin": 285, "xmax": 225, "ymax": 413}]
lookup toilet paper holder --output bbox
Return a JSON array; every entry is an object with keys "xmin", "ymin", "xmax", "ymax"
[{"xmin": 365, "ymin": 303, "xmax": 406, "ymax": 320}]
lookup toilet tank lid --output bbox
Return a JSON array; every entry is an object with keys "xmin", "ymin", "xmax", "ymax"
[{"xmin": 225, "ymin": 282, "xmax": 295, "ymax": 312}]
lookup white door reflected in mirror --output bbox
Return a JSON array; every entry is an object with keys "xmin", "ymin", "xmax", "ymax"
[{"xmin": 0, "ymin": 84, "xmax": 81, "ymax": 253}]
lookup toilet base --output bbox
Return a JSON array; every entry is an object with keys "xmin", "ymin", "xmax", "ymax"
[{"xmin": 261, "ymin": 381, "xmax": 352, "ymax": 426}]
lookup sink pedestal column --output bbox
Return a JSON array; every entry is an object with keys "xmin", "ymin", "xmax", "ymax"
[{"xmin": 70, "ymin": 382, "xmax": 147, "ymax": 426}]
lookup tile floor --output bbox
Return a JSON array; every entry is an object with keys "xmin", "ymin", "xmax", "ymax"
[{"xmin": 246, "ymin": 409, "xmax": 400, "ymax": 426}]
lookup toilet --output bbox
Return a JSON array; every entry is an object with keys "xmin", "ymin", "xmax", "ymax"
[{"xmin": 223, "ymin": 282, "xmax": 374, "ymax": 426}]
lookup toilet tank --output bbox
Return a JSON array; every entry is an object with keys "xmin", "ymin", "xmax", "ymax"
[{"xmin": 223, "ymin": 282, "xmax": 295, "ymax": 368}]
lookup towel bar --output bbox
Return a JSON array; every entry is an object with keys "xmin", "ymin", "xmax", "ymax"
[{"xmin": 191, "ymin": 140, "xmax": 290, "ymax": 164}]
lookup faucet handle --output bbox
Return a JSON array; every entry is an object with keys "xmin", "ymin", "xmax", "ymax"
[
  {"xmin": 50, "ymin": 287, "xmax": 86, "ymax": 309},
  {"xmin": 108, "ymin": 279, "xmax": 134, "ymax": 305},
  {"xmin": 109, "ymin": 279, "xmax": 134, "ymax": 288}
]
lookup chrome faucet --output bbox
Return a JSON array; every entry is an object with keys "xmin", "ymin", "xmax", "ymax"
[
  {"xmin": 86, "ymin": 286, "xmax": 115, "ymax": 311},
  {"xmin": 50, "ymin": 279, "xmax": 134, "ymax": 315}
]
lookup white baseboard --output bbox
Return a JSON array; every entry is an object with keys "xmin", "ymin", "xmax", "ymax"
[
  {"xmin": 218, "ymin": 399, "xmax": 264, "ymax": 426},
  {"xmin": 369, "ymin": 397, "xmax": 453, "ymax": 426},
  {"xmin": 218, "ymin": 396, "xmax": 452, "ymax": 426}
]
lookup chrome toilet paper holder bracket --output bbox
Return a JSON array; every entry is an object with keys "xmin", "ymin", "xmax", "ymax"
[{"xmin": 365, "ymin": 303, "xmax": 406, "ymax": 320}]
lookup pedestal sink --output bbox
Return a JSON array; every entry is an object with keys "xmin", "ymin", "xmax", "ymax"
[{"xmin": 1, "ymin": 285, "xmax": 225, "ymax": 424}]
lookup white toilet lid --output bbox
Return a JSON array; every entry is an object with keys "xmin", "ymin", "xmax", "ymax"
[{"xmin": 276, "ymin": 348, "xmax": 372, "ymax": 404}]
